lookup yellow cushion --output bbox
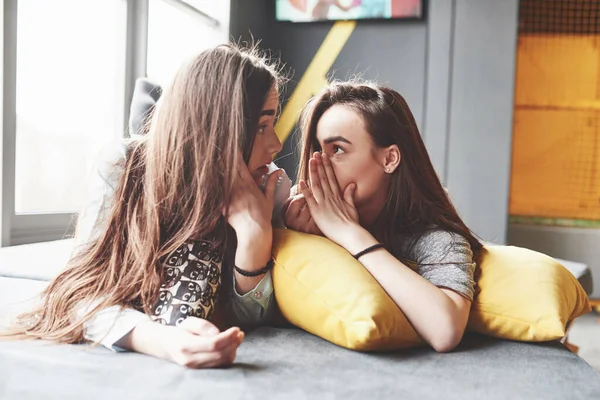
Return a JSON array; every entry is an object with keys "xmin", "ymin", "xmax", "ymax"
[
  {"xmin": 272, "ymin": 229, "xmax": 423, "ymax": 351},
  {"xmin": 467, "ymin": 245, "xmax": 591, "ymax": 341},
  {"xmin": 272, "ymin": 229, "xmax": 591, "ymax": 350}
]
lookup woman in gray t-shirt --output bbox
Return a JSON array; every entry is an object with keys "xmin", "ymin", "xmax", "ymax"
[{"xmin": 284, "ymin": 81, "xmax": 483, "ymax": 353}]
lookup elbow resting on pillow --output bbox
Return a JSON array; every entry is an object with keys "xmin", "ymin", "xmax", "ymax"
[{"xmin": 427, "ymin": 311, "xmax": 467, "ymax": 353}]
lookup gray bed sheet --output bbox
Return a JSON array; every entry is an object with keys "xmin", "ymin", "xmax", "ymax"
[
  {"xmin": 1, "ymin": 324, "xmax": 600, "ymax": 400},
  {"xmin": 1, "ymin": 243, "xmax": 600, "ymax": 400}
]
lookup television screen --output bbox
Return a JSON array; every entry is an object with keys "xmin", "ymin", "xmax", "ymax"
[{"xmin": 276, "ymin": 0, "xmax": 423, "ymax": 22}]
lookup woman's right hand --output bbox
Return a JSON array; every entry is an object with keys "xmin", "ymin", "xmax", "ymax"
[
  {"xmin": 225, "ymin": 156, "xmax": 283, "ymax": 286},
  {"xmin": 122, "ymin": 317, "xmax": 244, "ymax": 369},
  {"xmin": 282, "ymin": 191, "xmax": 323, "ymax": 236}
]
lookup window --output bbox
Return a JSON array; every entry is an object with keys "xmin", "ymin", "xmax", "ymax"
[
  {"xmin": 2, "ymin": 0, "xmax": 229, "ymax": 246},
  {"xmin": 14, "ymin": 0, "xmax": 127, "ymax": 214},
  {"xmin": 147, "ymin": 0, "xmax": 229, "ymax": 86}
]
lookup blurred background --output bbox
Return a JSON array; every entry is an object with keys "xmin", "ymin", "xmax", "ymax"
[{"xmin": 0, "ymin": 0, "xmax": 599, "ymax": 304}]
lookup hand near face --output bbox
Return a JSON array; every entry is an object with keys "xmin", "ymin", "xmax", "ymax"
[
  {"xmin": 282, "ymin": 187, "xmax": 323, "ymax": 236},
  {"xmin": 298, "ymin": 152, "xmax": 361, "ymax": 248},
  {"xmin": 225, "ymin": 153, "xmax": 282, "ymax": 239}
]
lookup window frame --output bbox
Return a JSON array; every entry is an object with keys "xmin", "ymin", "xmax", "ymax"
[{"xmin": 1, "ymin": 0, "xmax": 221, "ymax": 246}]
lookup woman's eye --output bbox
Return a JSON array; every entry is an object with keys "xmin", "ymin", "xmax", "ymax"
[
  {"xmin": 258, "ymin": 125, "xmax": 267, "ymax": 134},
  {"xmin": 333, "ymin": 145, "xmax": 345, "ymax": 155}
]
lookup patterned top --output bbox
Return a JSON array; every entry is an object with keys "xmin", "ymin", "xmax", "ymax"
[{"xmin": 151, "ymin": 241, "xmax": 223, "ymax": 326}]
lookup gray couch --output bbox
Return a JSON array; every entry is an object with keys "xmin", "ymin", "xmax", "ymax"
[{"xmin": 1, "ymin": 240, "xmax": 600, "ymax": 400}]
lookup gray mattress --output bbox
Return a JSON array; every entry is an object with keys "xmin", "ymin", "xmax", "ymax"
[
  {"xmin": 1, "ymin": 327, "xmax": 600, "ymax": 400},
  {"xmin": 1, "ymin": 241, "xmax": 600, "ymax": 399}
]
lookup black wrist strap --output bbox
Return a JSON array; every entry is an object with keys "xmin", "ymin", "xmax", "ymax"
[
  {"xmin": 234, "ymin": 259, "xmax": 274, "ymax": 277},
  {"xmin": 353, "ymin": 243, "xmax": 385, "ymax": 260}
]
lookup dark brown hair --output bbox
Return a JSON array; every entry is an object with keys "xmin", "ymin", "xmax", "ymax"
[{"xmin": 298, "ymin": 81, "xmax": 483, "ymax": 263}]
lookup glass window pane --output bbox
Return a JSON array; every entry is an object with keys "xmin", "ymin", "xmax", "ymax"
[
  {"xmin": 147, "ymin": 0, "xmax": 229, "ymax": 86},
  {"xmin": 15, "ymin": 0, "xmax": 127, "ymax": 214}
]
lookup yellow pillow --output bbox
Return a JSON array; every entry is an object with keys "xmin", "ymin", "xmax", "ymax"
[
  {"xmin": 272, "ymin": 230, "xmax": 591, "ymax": 350},
  {"xmin": 272, "ymin": 229, "xmax": 423, "ymax": 351},
  {"xmin": 467, "ymin": 245, "xmax": 591, "ymax": 341}
]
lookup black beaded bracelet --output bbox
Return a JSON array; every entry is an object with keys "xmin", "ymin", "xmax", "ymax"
[
  {"xmin": 234, "ymin": 259, "xmax": 274, "ymax": 277},
  {"xmin": 353, "ymin": 243, "xmax": 385, "ymax": 260}
]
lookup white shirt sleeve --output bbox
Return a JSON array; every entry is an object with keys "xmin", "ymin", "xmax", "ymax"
[
  {"xmin": 75, "ymin": 140, "xmax": 151, "ymax": 352},
  {"xmin": 78, "ymin": 303, "xmax": 151, "ymax": 352},
  {"xmin": 74, "ymin": 142, "xmax": 122, "ymax": 248}
]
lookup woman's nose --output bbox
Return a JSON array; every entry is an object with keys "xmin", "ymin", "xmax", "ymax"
[{"xmin": 271, "ymin": 131, "xmax": 284, "ymax": 154}]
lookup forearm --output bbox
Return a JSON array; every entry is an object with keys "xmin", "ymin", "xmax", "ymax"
[
  {"xmin": 234, "ymin": 226, "xmax": 273, "ymax": 295},
  {"xmin": 342, "ymin": 229, "xmax": 468, "ymax": 350},
  {"xmin": 115, "ymin": 320, "xmax": 170, "ymax": 359}
]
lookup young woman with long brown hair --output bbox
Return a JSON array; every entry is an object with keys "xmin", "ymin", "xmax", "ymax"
[
  {"xmin": 4, "ymin": 44, "xmax": 291, "ymax": 368},
  {"xmin": 283, "ymin": 81, "xmax": 483, "ymax": 353}
]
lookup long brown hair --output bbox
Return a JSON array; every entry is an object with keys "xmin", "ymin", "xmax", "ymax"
[
  {"xmin": 4, "ymin": 44, "xmax": 282, "ymax": 343},
  {"xmin": 298, "ymin": 81, "xmax": 483, "ymax": 263}
]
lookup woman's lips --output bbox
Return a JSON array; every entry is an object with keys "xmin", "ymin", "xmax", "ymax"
[
  {"xmin": 252, "ymin": 165, "xmax": 270, "ymax": 185},
  {"xmin": 255, "ymin": 165, "xmax": 269, "ymax": 176}
]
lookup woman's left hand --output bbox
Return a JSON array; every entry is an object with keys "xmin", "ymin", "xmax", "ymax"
[
  {"xmin": 226, "ymin": 155, "xmax": 282, "ymax": 240},
  {"xmin": 298, "ymin": 152, "xmax": 362, "ymax": 249}
]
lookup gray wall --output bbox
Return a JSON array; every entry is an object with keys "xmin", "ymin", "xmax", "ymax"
[
  {"xmin": 442, "ymin": 0, "xmax": 519, "ymax": 244},
  {"xmin": 230, "ymin": 0, "xmax": 519, "ymax": 244}
]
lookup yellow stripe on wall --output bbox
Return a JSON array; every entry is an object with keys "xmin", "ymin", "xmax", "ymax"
[{"xmin": 275, "ymin": 21, "xmax": 357, "ymax": 144}]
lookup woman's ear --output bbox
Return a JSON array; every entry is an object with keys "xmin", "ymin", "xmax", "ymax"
[{"xmin": 382, "ymin": 145, "xmax": 401, "ymax": 174}]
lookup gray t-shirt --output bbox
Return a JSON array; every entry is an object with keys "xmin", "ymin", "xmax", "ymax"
[
  {"xmin": 399, "ymin": 230, "xmax": 476, "ymax": 301},
  {"xmin": 289, "ymin": 184, "xmax": 476, "ymax": 301}
]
